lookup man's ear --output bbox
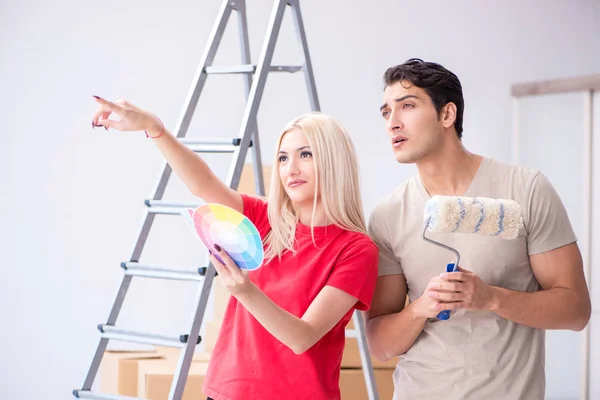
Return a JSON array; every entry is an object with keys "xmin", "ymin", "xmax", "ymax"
[{"xmin": 441, "ymin": 103, "xmax": 457, "ymax": 129}]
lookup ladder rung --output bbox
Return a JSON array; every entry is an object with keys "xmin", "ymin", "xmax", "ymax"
[
  {"xmin": 145, "ymin": 199, "xmax": 201, "ymax": 209},
  {"xmin": 180, "ymin": 138, "xmax": 253, "ymax": 153},
  {"xmin": 187, "ymin": 144, "xmax": 239, "ymax": 153},
  {"xmin": 345, "ymin": 328, "xmax": 359, "ymax": 338},
  {"xmin": 73, "ymin": 390, "xmax": 144, "ymax": 400},
  {"xmin": 97, "ymin": 325, "xmax": 200, "ymax": 348},
  {"xmin": 180, "ymin": 138, "xmax": 252, "ymax": 146},
  {"xmin": 144, "ymin": 200, "xmax": 201, "ymax": 215},
  {"xmin": 204, "ymin": 64, "xmax": 302, "ymax": 74},
  {"xmin": 121, "ymin": 262, "xmax": 205, "ymax": 281}
]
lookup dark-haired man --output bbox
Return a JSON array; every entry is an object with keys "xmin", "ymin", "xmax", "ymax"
[{"xmin": 365, "ymin": 58, "xmax": 591, "ymax": 399}]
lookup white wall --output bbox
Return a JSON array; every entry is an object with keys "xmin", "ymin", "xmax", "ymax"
[
  {"xmin": 1, "ymin": 0, "xmax": 599, "ymax": 399},
  {"xmin": 516, "ymin": 91, "xmax": 599, "ymax": 399},
  {"xmin": 591, "ymin": 91, "xmax": 600, "ymax": 400}
]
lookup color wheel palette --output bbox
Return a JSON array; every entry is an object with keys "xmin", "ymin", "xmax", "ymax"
[{"xmin": 181, "ymin": 203, "xmax": 264, "ymax": 271}]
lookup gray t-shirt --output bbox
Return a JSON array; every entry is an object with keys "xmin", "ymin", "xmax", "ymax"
[{"xmin": 368, "ymin": 157, "xmax": 577, "ymax": 400}]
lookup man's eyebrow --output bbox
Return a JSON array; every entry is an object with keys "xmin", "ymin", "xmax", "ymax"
[{"xmin": 379, "ymin": 95, "xmax": 419, "ymax": 111}]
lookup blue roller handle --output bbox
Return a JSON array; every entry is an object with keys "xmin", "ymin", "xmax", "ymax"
[{"xmin": 437, "ymin": 263, "xmax": 458, "ymax": 320}]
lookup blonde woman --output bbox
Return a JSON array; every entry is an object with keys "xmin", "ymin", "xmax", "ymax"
[{"xmin": 91, "ymin": 96, "xmax": 379, "ymax": 400}]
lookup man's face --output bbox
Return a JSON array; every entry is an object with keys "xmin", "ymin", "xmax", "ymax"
[{"xmin": 380, "ymin": 80, "xmax": 445, "ymax": 164}]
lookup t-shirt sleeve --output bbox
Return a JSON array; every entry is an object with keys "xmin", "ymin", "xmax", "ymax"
[
  {"xmin": 367, "ymin": 205, "xmax": 403, "ymax": 276},
  {"xmin": 325, "ymin": 239, "xmax": 379, "ymax": 311},
  {"xmin": 240, "ymin": 193, "xmax": 270, "ymax": 237},
  {"xmin": 525, "ymin": 171, "xmax": 577, "ymax": 255}
]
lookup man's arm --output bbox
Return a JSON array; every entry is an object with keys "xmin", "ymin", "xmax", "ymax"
[
  {"xmin": 431, "ymin": 242, "xmax": 591, "ymax": 331},
  {"xmin": 492, "ymin": 242, "xmax": 590, "ymax": 330},
  {"xmin": 365, "ymin": 273, "xmax": 456, "ymax": 361},
  {"xmin": 365, "ymin": 274, "xmax": 420, "ymax": 361},
  {"xmin": 431, "ymin": 169, "xmax": 591, "ymax": 331}
]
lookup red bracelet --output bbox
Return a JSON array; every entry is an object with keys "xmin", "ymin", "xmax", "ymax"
[{"xmin": 145, "ymin": 117, "xmax": 165, "ymax": 139}]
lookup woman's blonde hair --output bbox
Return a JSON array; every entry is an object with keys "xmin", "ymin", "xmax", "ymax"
[{"xmin": 263, "ymin": 112, "xmax": 367, "ymax": 262}]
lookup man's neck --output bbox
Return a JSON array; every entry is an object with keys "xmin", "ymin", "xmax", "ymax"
[{"xmin": 416, "ymin": 140, "xmax": 483, "ymax": 197}]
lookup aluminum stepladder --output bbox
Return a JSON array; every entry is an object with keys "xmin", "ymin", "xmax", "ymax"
[{"xmin": 73, "ymin": 1, "xmax": 379, "ymax": 399}]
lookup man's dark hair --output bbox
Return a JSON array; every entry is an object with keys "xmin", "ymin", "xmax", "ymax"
[{"xmin": 383, "ymin": 58, "xmax": 464, "ymax": 139}]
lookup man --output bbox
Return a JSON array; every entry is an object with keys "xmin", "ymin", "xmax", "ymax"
[{"xmin": 365, "ymin": 58, "xmax": 591, "ymax": 400}]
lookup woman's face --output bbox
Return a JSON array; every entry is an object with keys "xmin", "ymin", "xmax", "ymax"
[{"xmin": 277, "ymin": 128, "xmax": 316, "ymax": 207}]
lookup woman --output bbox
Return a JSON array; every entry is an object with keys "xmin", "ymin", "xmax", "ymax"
[{"xmin": 91, "ymin": 96, "xmax": 378, "ymax": 400}]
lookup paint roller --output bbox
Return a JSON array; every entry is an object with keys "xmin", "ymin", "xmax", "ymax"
[{"xmin": 422, "ymin": 195, "xmax": 524, "ymax": 320}]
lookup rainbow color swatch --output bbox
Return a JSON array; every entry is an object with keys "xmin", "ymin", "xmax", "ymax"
[{"xmin": 181, "ymin": 203, "xmax": 264, "ymax": 271}]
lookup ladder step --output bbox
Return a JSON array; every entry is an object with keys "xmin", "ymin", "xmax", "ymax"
[
  {"xmin": 180, "ymin": 138, "xmax": 249, "ymax": 145},
  {"xmin": 144, "ymin": 200, "xmax": 201, "ymax": 215},
  {"xmin": 73, "ymin": 390, "xmax": 144, "ymax": 400},
  {"xmin": 180, "ymin": 138, "xmax": 253, "ymax": 154},
  {"xmin": 97, "ymin": 325, "xmax": 201, "ymax": 348},
  {"xmin": 187, "ymin": 144, "xmax": 238, "ymax": 153},
  {"xmin": 345, "ymin": 328, "xmax": 359, "ymax": 338},
  {"xmin": 121, "ymin": 262, "xmax": 205, "ymax": 281},
  {"xmin": 205, "ymin": 64, "xmax": 302, "ymax": 74}
]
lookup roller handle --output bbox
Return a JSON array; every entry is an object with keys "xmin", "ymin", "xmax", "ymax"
[{"xmin": 436, "ymin": 263, "xmax": 458, "ymax": 320}]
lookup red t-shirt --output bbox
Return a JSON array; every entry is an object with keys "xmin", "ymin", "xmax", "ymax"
[{"xmin": 202, "ymin": 194, "xmax": 379, "ymax": 400}]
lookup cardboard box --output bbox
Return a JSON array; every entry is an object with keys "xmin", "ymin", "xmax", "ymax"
[
  {"xmin": 154, "ymin": 346, "xmax": 211, "ymax": 363},
  {"xmin": 340, "ymin": 368, "xmax": 395, "ymax": 400},
  {"xmin": 133, "ymin": 359, "xmax": 394, "ymax": 400},
  {"xmin": 136, "ymin": 360, "xmax": 393, "ymax": 400},
  {"xmin": 137, "ymin": 360, "xmax": 209, "ymax": 400},
  {"xmin": 237, "ymin": 164, "xmax": 272, "ymax": 196},
  {"xmin": 100, "ymin": 349, "xmax": 164, "ymax": 396}
]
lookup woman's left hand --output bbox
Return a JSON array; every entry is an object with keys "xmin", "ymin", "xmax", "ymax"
[{"xmin": 209, "ymin": 244, "xmax": 254, "ymax": 296}]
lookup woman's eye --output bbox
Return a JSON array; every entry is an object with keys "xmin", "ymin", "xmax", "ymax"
[
  {"xmin": 278, "ymin": 155, "xmax": 288, "ymax": 163},
  {"xmin": 301, "ymin": 151, "xmax": 312, "ymax": 158}
]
